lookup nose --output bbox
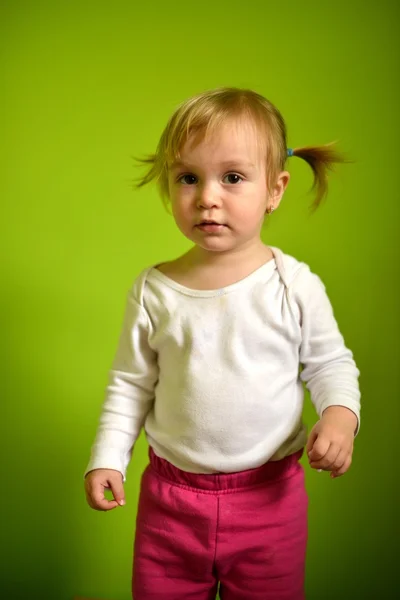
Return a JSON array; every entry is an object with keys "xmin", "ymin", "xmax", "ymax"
[{"xmin": 196, "ymin": 183, "xmax": 221, "ymax": 209}]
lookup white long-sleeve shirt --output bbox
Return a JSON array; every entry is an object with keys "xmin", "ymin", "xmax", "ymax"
[{"xmin": 86, "ymin": 247, "xmax": 360, "ymax": 478}]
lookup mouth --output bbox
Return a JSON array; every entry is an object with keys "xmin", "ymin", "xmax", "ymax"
[{"xmin": 196, "ymin": 220, "xmax": 227, "ymax": 233}]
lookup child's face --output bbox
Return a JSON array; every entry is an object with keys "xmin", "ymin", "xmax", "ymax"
[{"xmin": 168, "ymin": 119, "xmax": 288, "ymax": 255}]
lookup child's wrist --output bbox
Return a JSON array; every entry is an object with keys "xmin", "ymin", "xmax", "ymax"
[{"xmin": 322, "ymin": 405, "xmax": 358, "ymax": 433}]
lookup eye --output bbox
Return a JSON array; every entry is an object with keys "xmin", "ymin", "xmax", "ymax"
[
  {"xmin": 223, "ymin": 173, "xmax": 243, "ymax": 184},
  {"xmin": 178, "ymin": 174, "xmax": 198, "ymax": 185}
]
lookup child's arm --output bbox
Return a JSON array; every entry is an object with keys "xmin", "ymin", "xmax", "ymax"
[
  {"xmin": 85, "ymin": 287, "xmax": 158, "ymax": 508},
  {"xmin": 293, "ymin": 267, "xmax": 361, "ymax": 477}
]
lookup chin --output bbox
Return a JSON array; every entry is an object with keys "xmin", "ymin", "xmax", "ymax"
[{"xmin": 197, "ymin": 239, "xmax": 238, "ymax": 253}]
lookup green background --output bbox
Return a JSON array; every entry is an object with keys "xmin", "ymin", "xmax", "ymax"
[{"xmin": 2, "ymin": 1, "xmax": 399, "ymax": 599}]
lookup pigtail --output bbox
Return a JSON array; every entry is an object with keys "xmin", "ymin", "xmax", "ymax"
[
  {"xmin": 291, "ymin": 142, "xmax": 350, "ymax": 211},
  {"xmin": 130, "ymin": 154, "xmax": 157, "ymax": 190},
  {"xmin": 130, "ymin": 153, "xmax": 171, "ymax": 209}
]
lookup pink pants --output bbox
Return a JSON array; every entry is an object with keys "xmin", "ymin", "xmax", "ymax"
[{"xmin": 133, "ymin": 447, "xmax": 308, "ymax": 599}]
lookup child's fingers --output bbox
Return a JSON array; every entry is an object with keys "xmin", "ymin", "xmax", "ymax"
[
  {"xmin": 305, "ymin": 428, "xmax": 318, "ymax": 455},
  {"xmin": 90, "ymin": 487, "xmax": 119, "ymax": 511},
  {"xmin": 309, "ymin": 443, "xmax": 340, "ymax": 470},
  {"xmin": 108, "ymin": 475, "xmax": 126, "ymax": 507},
  {"xmin": 307, "ymin": 435, "xmax": 331, "ymax": 463},
  {"xmin": 330, "ymin": 448, "xmax": 348, "ymax": 473},
  {"xmin": 84, "ymin": 471, "xmax": 124, "ymax": 511},
  {"xmin": 331, "ymin": 454, "xmax": 352, "ymax": 479}
]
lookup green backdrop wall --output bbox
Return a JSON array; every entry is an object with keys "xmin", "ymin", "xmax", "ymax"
[{"xmin": 2, "ymin": 1, "xmax": 399, "ymax": 599}]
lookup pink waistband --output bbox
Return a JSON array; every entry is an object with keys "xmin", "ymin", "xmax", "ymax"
[{"xmin": 148, "ymin": 446, "xmax": 304, "ymax": 492}]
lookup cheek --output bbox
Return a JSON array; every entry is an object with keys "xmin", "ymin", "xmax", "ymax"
[
  {"xmin": 170, "ymin": 195, "xmax": 192, "ymax": 228},
  {"xmin": 228, "ymin": 185, "xmax": 268, "ymax": 221},
  {"xmin": 231, "ymin": 201, "xmax": 267, "ymax": 223}
]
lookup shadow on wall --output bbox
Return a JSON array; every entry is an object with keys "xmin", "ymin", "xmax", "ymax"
[{"xmin": 1, "ymin": 278, "xmax": 92, "ymax": 600}]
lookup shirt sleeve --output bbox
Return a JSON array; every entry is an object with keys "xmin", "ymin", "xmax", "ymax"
[
  {"xmin": 85, "ymin": 289, "xmax": 159, "ymax": 480},
  {"xmin": 292, "ymin": 267, "xmax": 361, "ymax": 433}
]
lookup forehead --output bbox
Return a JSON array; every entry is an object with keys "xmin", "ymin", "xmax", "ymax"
[{"xmin": 170, "ymin": 118, "xmax": 266, "ymax": 168}]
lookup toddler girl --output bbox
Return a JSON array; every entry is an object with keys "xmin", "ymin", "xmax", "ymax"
[{"xmin": 84, "ymin": 87, "xmax": 360, "ymax": 599}]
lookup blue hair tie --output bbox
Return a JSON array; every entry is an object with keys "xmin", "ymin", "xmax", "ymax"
[{"xmin": 287, "ymin": 148, "xmax": 294, "ymax": 157}]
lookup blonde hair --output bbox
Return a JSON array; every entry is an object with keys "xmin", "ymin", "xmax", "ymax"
[{"xmin": 133, "ymin": 87, "xmax": 348, "ymax": 211}]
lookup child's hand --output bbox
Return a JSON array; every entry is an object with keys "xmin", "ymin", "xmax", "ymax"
[
  {"xmin": 84, "ymin": 468, "xmax": 126, "ymax": 511},
  {"xmin": 306, "ymin": 406, "xmax": 358, "ymax": 479}
]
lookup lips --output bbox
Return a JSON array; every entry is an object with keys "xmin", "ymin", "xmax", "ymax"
[
  {"xmin": 196, "ymin": 221, "xmax": 226, "ymax": 233},
  {"xmin": 197, "ymin": 220, "xmax": 225, "ymax": 226}
]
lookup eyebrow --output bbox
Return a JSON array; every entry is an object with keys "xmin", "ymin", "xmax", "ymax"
[{"xmin": 170, "ymin": 159, "xmax": 256, "ymax": 171}]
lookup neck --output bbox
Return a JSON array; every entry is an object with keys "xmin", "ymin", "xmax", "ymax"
[{"xmin": 187, "ymin": 238, "xmax": 272, "ymax": 270}]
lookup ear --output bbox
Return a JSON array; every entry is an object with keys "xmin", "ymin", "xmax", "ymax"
[{"xmin": 269, "ymin": 171, "xmax": 290, "ymax": 209}]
